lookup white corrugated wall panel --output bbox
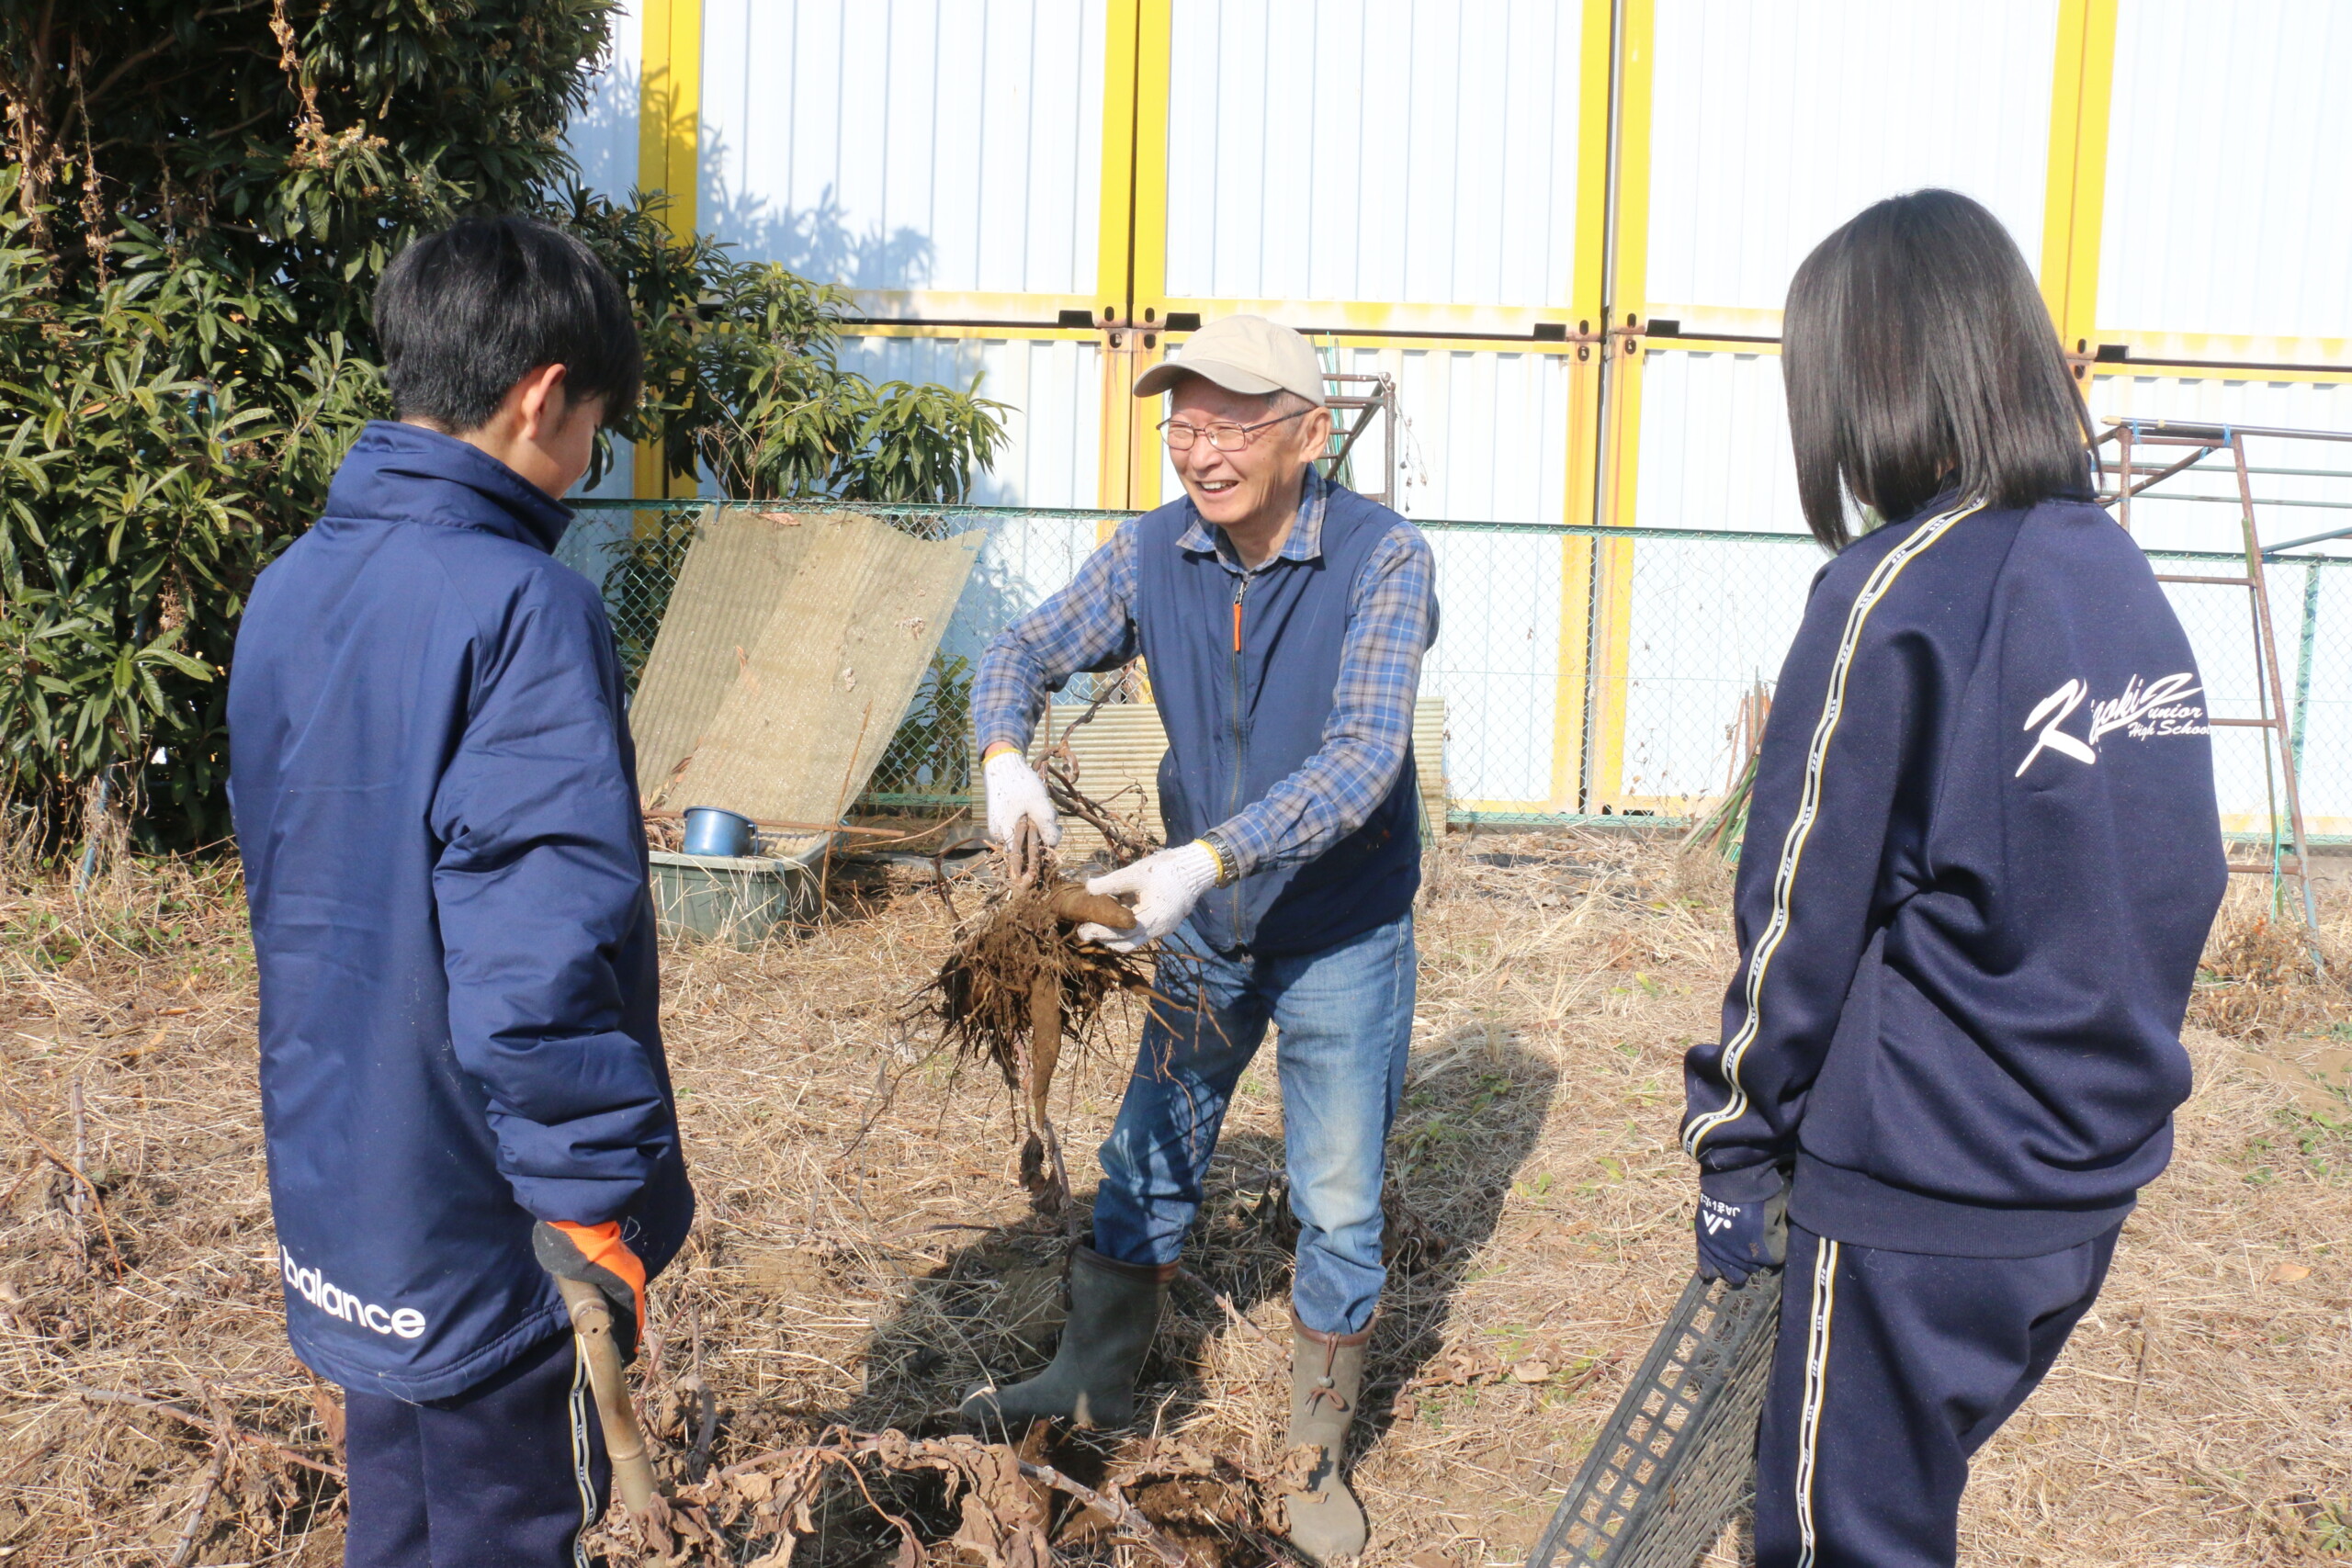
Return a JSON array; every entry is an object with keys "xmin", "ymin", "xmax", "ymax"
[
  {"xmin": 1616, "ymin": 536, "xmax": 1815, "ymax": 803},
  {"xmin": 564, "ymin": 0, "xmax": 642, "ymax": 200},
  {"xmin": 1149, "ymin": 346, "xmax": 1573, "ymax": 805},
  {"xmin": 698, "ymin": 1, "xmax": 1104, "ymax": 296},
  {"xmin": 1423, "ymin": 529, "xmax": 1566, "ymax": 807},
  {"xmin": 1616, "ymin": 351, "xmax": 1814, "ymax": 801},
  {"xmin": 839, "ymin": 335, "xmax": 1102, "ymax": 509},
  {"xmin": 1646, "ymin": 0, "xmax": 2056, "ymax": 324},
  {"xmin": 1156, "ymin": 347, "xmax": 1572, "ymax": 522},
  {"xmin": 1162, "ymin": 0, "xmax": 1583, "ymax": 308},
  {"xmin": 1631, "ymin": 351, "xmax": 1804, "ymax": 535},
  {"xmin": 2099, "ymin": 0, "xmax": 2352, "ymax": 347}
]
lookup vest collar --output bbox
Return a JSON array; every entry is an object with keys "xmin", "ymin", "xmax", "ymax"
[{"xmin": 1177, "ymin": 466, "xmax": 1332, "ymax": 567}]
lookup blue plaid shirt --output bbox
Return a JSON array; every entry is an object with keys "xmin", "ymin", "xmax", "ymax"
[{"xmin": 975, "ymin": 468, "xmax": 1438, "ymax": 879}]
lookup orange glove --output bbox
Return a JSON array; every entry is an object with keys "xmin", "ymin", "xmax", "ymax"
[{"xmin": 533, "ymin": 1219, "xmax": 648, "ymax": 1360}]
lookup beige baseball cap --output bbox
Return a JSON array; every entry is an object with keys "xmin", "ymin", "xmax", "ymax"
[{"xmin": 1132, "ymin": 314, "xmax": 1327, "ymax": 406}]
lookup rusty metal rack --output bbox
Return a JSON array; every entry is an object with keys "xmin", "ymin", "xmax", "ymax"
[
  {"xmin": 2098, "ymin": 419, "xmax": 2346, "ymax": 947},
  {"xmin": 1317, "ymin": 370, "xmax": 1399, "ymax": 508}
]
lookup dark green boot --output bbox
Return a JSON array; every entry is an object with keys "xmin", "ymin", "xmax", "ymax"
[
  {"xmin": 1283, "ymin": 1316, "xmax": 1372, "ymax": 1562},
  {"xmin": 960, "ymin": 1247, "xmax": 1174, "ymax": 1430}
]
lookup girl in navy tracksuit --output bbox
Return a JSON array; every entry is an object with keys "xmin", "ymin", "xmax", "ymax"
[{"xmin": 1683, "ymin": 190, "xmax": 2226, "ymax": 1567}]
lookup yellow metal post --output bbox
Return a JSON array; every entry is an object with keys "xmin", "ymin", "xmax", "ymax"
[
  {"xmin": 1092, "ymin": 0, "xmax": 1164, "ymax": 517},
  {"xmin": 1547, "ymin": 0, "xmax": 1618, "ymax": 813},
  {"xmin": 1128, "ymin": 0, "xmax": 1171, "ymax": 330},
  {"xmin": 2039, "ymin": 0, "xmax": 2117, "ymax": 363},
  {"xmin": 1124, "ymin": 0, "xmax": 1172, "ymax": 516},
  {"xmin": 635, "ymin": 0, "xmax": 702, "ymax": 502},
  {"xmin": 1587, "ymin": 0, "xmax": 1654, "ymax": 812}
]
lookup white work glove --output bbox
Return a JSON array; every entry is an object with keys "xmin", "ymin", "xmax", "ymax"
[
  {"xmin": 1079, "ymin": 840, "xmax": 1223, "ymax": 951},
  {"xmin": 983, "ymin": 749, "xmax": 1059, "ymax": 848}
]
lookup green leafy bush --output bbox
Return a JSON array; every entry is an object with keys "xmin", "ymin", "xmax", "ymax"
[{"xmin": 0, "ymin": 2, "xmax": 1004, "ymax": 853}]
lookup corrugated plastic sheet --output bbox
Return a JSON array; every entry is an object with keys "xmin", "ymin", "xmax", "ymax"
[
  {"xmin": 1162, "ymin": 0, "xmax": 1584, "ymax": 308},
  {"xmin": 2099, "ymin": 0, "xmax": 2352, "ymax": 350},
  {"xmin": 697, "ymin": 0, "xmax": 1105, "ymax": 298},
  {"xmin": 1645, "ymin": 0, "xmax": 2056, "ymax": 326},
  {"xmin": 636, "ymin": 509, "xmax": 982, "ymax": 822}
]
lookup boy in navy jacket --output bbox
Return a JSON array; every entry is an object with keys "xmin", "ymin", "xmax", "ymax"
[
  {"xmin": 229, "ymin": 217, "xmax": 692, "ymax": 1564},
  {"xmin": 1683, "ymin": 192, "xmax": 2226, "ymax": 1566}
]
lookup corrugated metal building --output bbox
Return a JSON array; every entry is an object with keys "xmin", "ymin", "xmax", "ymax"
[{"xmin": 567, "ymin": 0, "xmax": 2352, "ymax": 834}]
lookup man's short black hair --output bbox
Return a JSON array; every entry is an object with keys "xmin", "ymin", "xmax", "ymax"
[
  {"xmin": 374, "ymin": 215, "xmax": 642, "ymax": 434},
  {"xmin": 1782, "ymin": 188, "xmax": 2092, "ymax": 550}
]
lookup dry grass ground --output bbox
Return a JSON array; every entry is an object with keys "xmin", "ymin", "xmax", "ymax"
[{"xmin": 2, "ymin": 832, "xmax": 2348, "ymax": 1565}]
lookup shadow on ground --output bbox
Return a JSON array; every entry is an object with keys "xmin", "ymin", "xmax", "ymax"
[{"xmin": 797, "ymin": 1028, "xmax": 1562, "ymax": 1564}]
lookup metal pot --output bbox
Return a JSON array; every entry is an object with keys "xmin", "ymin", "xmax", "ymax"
[{"xmin": 680, "ymin": 806, "xmax": 758, "ymax": 859}]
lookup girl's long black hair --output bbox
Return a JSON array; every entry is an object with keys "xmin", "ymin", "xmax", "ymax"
[{"xmin": 1782, "ymin": 188, "xmax": 2094, "ymax": 550}]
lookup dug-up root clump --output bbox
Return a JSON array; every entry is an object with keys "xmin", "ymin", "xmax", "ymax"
[
  {"xmin": 925, "ymin": 848, "xmax": 1155, "ymax": 1208},
  {"xmin": 923, "ymin": 713, "xmax": 1168, "ymax": 1212}
]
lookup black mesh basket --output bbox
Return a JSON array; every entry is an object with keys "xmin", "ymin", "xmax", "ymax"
[{"xmin": 1529, "ymin": 1269, "xmax": 1783, "ymax": 1568}]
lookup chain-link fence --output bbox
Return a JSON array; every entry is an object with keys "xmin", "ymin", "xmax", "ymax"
[{"xmin": 566, "ymin": 500, "xmax": 2352, "ymax": 845}]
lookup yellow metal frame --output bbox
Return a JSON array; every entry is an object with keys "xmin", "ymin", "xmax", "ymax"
[
  {"xmin": 2088, "ymin": 331, "xmax": 2352, "ymax": 372},
  {"xmin": 2089, "ymin": 366, "xmax": 2352, "ymax": 390},
  {"xmin": 2040, "ymin": 0, "xmax": 2117, "ymax": 356},
  {"xmin": 843, "ymin": 288, "xmax": 1112, "ymax": 324},
  {"xmin": 1582, "ymin": 0, "xmax": 1654, "ymax": 814},
  {"xmin": 1153, "ymin": 299, "xmax": 1602, "ymax": 339},
  {"xmin": 1544, "ymin": 0, "xmax": 1617, "ymax": 814},
  {"xmin": 635, "ymin": 0, "xmax": 703, "ymax": 501},
  {"xmin": 1091, "ymin": 0, "xmax": 1171, "ymax": 516}
]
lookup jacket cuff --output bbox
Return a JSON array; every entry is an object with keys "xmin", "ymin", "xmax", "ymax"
[{"xmin": 1698, "ymin": 1162, "xmax": 1790, "ymax": 1203}]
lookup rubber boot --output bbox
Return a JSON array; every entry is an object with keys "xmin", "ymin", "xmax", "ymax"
[
  {"xmin": 1283, "ymin": 1315, "xmax": 1373, "ymax": 1562},
  {"xmin": 960, "ymin": 1247, "xmax": 1174, "ymax": 1430}
]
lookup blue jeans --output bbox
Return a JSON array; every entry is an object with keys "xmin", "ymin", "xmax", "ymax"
[{"xmin": 1092, "ymin": 912, "xmax": 1416, "ymax": 1335}]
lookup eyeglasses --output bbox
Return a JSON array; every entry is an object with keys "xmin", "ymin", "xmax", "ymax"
[{"xmin": 1158, "ymin": 408, "xmax": 1309, "ymax": 452}]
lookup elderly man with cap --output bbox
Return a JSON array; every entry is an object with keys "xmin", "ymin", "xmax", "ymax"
[{"xmin": 961, "ymin": 315, "xmax": 1437, "ymax": 1561}]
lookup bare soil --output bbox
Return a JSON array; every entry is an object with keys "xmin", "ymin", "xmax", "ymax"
[{"xmin": 2, "ymin": 834, "xmax": 2347, "ymax": 1565}]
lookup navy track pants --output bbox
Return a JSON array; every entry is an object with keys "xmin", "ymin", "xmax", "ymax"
[
  {"xmin": 1754, "ymin": 1221, "xmax": 2120, "ymax": 1568},
  {"xmin": 343, "ymin": 1331, "xmax": 608, "ymax": 1568}
]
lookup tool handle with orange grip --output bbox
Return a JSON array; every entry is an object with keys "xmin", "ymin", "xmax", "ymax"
[{"xmin": 553, "ymin": 1276, "xmax": 662, "ymax": 1516}]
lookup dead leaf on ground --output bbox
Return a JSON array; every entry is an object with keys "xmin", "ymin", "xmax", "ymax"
[{"xmin": 2267, "ymin": 1262, "xmax": 2312, "ymax": 1283}]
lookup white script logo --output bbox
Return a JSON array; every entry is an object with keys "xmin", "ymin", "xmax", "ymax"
[
  {"xmin": 279, "ymin": 1247, "xmax": 426, "ymax": 1339},
  {"xmin": 2018, "ymin": 672, "xmax": 2208, "ymax": 777},
  {"xmin": 1697, "ymin": 1194, "xmax": 1740, "ymax": 1235}
]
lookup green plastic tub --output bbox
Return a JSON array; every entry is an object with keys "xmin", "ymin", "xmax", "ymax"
[{"xmin": 647, "ymin": 838, "xmax": 826, "ymax": 947}]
